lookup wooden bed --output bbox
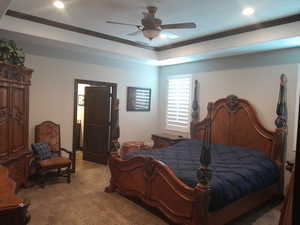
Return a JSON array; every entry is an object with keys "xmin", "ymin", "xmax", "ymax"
[{"xmin": 105, "ymin": 75, "xmax": 288, "ymax": 225}]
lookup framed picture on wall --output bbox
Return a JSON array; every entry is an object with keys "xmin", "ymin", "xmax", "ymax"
[
  {"xmin": 78, "ymin": 95, "xmax": 84, "ymax": 106},
  {"xmin": 127, "ymin": 87, "xmax": 151, "ymax": 111}
]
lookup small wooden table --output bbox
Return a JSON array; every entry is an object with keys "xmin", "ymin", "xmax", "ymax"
[
  {"xmin": 152, "ymin": 133, "xmax": 188, "ymax": 149},
  {"xmin": 121, "ymin": 141, "xmax": 152, "ymax": 156}
]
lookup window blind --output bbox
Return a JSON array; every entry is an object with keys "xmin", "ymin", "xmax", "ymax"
[{"xmin": 166, "ymin": 76, "xmax": 192, "ymax": 132}]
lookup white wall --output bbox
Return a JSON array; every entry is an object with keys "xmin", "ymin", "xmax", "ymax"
[
  {"xmin": 22, "ymin": 41, "xmax": 300, "ymax": 161},
  {"xmin": 159, "ymin": 47, "xmax": 300, "ymax": 160},
  {"xmin": 24, "ymin": 45, "xmax": 159, "ymax": 150}
]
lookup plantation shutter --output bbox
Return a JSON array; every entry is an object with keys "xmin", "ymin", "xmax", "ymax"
[{"xmin": 166, "ymin": 76, "xmax": 192, "ymax": 132}]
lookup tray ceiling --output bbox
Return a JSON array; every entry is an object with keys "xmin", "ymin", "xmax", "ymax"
[{"xmin": 8, "ymin": 0, "xmax": 300, "ymax": 48}]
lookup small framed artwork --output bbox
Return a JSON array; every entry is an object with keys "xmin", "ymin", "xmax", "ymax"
[
  {"xmin": 78, "ymin": 95, "xmax": 84, "ymax": 106},
  {"xmin": 127, "ymin": 87, "xmax": 151, "ymax": 111}
]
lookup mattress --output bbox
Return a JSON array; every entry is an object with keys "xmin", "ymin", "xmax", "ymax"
[{"xmin": 124, "ymin": 139, "xmax": 279, "ymax": 211}]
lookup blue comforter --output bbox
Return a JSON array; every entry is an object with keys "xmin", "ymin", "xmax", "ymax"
[{"xmin": 124, "ymin": 139, "xmax": 279, "ymax": 211}]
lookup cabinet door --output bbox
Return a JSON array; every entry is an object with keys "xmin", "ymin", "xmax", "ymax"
[
  {"xmin": 0, "ymin": 83, "xmax": 10, "ymax": 159},
  {"xmin": 10, "ymin": 85, "xmax": 26, "ymax": 155}
]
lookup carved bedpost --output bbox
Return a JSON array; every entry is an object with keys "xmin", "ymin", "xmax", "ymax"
[
  {"xmin": 190, "ymin": 81, "xmax": 212, "ymax": 224},
  {"xmin": 193, "ymin": 110, "xmax": 212, "ymax": 225},
  {"xmin": 111, "ymin": 98, "xmax": 120, "ymax": 152},
  {"xmin": 275, "ymin": 74, "xmax": 288, "ymax": 159},
  {"xmin": 190, "ymin": 80, "xmax": 199, "ymax": 138},
  {"xmin": 275, "ymin": 74, "xmax": 288, "ymax": 196}
]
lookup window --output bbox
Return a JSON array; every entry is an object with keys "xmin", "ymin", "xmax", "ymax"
[{"xmin": 166, "ymin": 75, "xmax": 192, "ymax": 132}]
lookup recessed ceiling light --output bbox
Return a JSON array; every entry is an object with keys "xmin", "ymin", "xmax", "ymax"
[
  {"xmin": 53, "ymin": 1, "xmax": 65, "ymax": 9},
  {"xmin": 242, "ymin": 7, "xmax": 254, "ymax": 16},
  {"xmin": 160, "ymin": 33, "xmax": 167, "ymax": 39}
]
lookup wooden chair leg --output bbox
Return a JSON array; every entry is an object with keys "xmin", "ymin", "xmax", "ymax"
[
  {"xmin": 67, "ymin": 166, "xmax": 71, "ymax": 184},
  {"xmin": 105, "ymin": 182, "xmax": 116, "ymax": 193},
  {"xmin": 40, "ymin": 171, "xmax": 46, "ymax": 189}
]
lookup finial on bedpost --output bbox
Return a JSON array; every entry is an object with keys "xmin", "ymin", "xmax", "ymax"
[
  {"xmin": 191, "ymin": 80, "xmax": 199, "ymax": 122},
  {"xmin": 190, "ymin": 80, "xmax": 199, "ymax": 138},
  {"xmin": 275, "ymin": 74, "xmax": 288, "ymax": 148},
  {"xmin": 275, "ymin": 74, "xmax": 288, "ymax": 130},
  {"xmin": 197, "ymin": 106, "xmax": 212, "ymax": 187},
  {"xmin": 190, "ymin": 80, "xmax": 200, "ymax": 138}
]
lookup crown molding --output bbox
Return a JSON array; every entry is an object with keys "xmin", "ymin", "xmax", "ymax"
[
  {"xmin": 156, "ymin": 13, "xmax": 300, "ymax": 51},
  {"xmin": 5, "ymin": 10, "xmax": 154, "ymax": 51},
  {"xmin": 5, "ymin": 10, "xmax": 300, "ymax": 52}
]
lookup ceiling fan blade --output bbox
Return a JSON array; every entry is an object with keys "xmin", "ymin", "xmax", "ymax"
[
  {"xmin": 127, "ymin": 30, "xmax": 142, "ymax": 36},
  {"xmin": 161, "ymin": 23, "xmax": 196, "ymax": 29},
  {"xmin": 106, "ymin": 21, "xmax": 140, "ymax": 27}
]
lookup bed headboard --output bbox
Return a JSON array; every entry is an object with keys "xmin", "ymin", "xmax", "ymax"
[
  {"xmin": 190, "ymin": 75, "xmax": 287, "ymax": 163},
  {"xmin": 191, "ymin": 95, "xmax": 277, "ymax": 156}
]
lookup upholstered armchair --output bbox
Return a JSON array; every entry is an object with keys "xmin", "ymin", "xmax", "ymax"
[{"xmin": 32, "ymin": 121, "xmax": 73, "ymax": 188}]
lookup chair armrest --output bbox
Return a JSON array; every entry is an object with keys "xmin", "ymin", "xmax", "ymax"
[
  {"xmin": 61, "ymin": 148, "xmax": 72, "ymax": 154},
  {"xmin": 31, "ymin": 152, "xmax": 41, "ymax": 161},
  {"xmin": 61, "ymin": 148, "xmax": 73, "ymax": 159},
  {"xmin": 30, "ymin": 155, "xmax": 41, "ymax": 171}
]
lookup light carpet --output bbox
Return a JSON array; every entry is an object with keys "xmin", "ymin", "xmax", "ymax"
[{"xmin": 20, "ymin": 156, "xmax": 281, "ymax": 225}]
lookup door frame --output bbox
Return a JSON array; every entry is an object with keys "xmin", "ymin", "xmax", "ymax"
[{"xmin": 72, "ymin": 79, "xmax": 117, "ymax": 172}]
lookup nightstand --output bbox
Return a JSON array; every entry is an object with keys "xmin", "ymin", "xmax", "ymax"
[
  {"xmin": 121, "ymin": 141, "xmax": 152, "ymax": 156},
  {"xmin": 152, "ymin": 133, "xmax": 187, "ymax": 149}
]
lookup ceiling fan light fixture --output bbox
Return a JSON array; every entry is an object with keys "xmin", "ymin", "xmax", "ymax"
[
  {"xmin": 143, "ymin": 29, "xmax": 160, "ymax": 40},
  {"xmin": 53, "ymin": 1, "xmax": 65, "ymax": 9},
  {"xmin": 159, "ymin": 33, "xmax": 167, "ymax": 39},
  {"xmin": 242, "ymin": 7, "xmax": 254, "ymax": 16}
]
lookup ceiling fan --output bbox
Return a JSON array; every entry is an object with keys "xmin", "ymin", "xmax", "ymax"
[{"xmin": 106, "ymin": 6, "xmax": 196, "ymax": 40}]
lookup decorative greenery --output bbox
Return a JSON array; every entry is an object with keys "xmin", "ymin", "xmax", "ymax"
[{"xmin": 0, "ymin": 39, "xmax": 25, "ymax": 66}]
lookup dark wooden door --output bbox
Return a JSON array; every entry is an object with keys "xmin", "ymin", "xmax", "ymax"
[
  {"xmin": 0, "ymin": 82, "xmax": 10, "ymax": 160},
  {"xmin": 83, "ymin": 86, "xmax": 111, "ymax": 164}
]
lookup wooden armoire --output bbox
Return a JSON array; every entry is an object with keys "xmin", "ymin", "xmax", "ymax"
[{"xmin": 0, "ymin": 62, "xmax": 33, "ymax": 189}]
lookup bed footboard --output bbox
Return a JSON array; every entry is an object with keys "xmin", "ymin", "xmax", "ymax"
[{"xmin": 105, "ymin": 152, "xmax": 209, "ymax": 225}]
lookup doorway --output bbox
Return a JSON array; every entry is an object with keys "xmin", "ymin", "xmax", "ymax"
[{"xmin": 72, "ymin": 79, "xmax": 117, "ymax": 172}]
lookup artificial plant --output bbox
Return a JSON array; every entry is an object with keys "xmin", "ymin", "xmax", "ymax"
[{"xmin": 0, "ymin": 39, "xmax": 25, "ymax": 66}]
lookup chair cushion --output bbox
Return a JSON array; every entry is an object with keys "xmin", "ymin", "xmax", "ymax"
[
  {"xmin": 32, "ymin": 142, "xmax": 52, "ymax": 160},
  {"xmin": 38, "ymin": 157, "xmax": 71, "ymax": 169}
]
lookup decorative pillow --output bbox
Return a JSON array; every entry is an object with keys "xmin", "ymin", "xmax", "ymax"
[{"xmin": 32, "ymin": 142, "xmax": 52, "ymax": 160}]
